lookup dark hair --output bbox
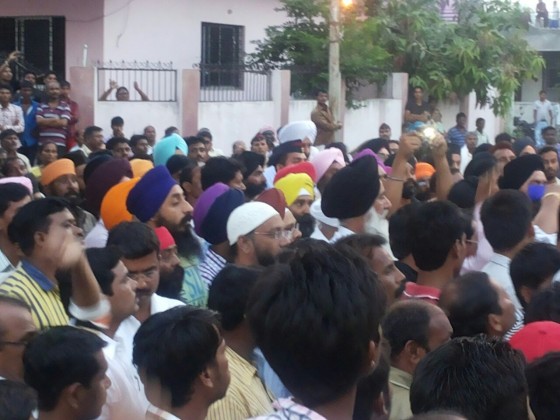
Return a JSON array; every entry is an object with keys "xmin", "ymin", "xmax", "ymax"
[
  {"xmin": 439, "ymin": 272, "xmax": 501, "ymax": 338},
  {"xmin": 539, "ymin": 145, "xmax": 558, "ymax": 156},
  {"xmin": 63, "ymin": 150, "xmax": 87, "ymax": 167},
  {"xmin": 129, "ymin": 134, "xmax": 148, "ymax": 148},
  {"xmin": 23, "ymin": 326, "xmax": 106, "ymax": 411},
  {"xmin": 8, "ymin": 198, "xmax": 70, "ymax": 256},
  {"xmin": 353, "ymin": 138, "xmax": 389, "ymax": 155},
  {"xmin": 481, "ymin": 190, "xmax": 532, "ymax": 253},
  {"xmin": 247, "ymin": 239, "xmax": 386, "ymax": 407},
  {"xmin": 208, "ymin": 265, "xmax": 261, "ymax": 331},
  {"xmin": 133, "ymin": 306, "xmax": 222, "ymax": 408},
  {"xmin": 0, "ymin": 129, "xmax": 19, "ymax": 142},
  {"xmin": 526, "ymin": 351, "xmax": 560, "ymax": 420},
  {"xmin": 335, "ymin": 233, "xmax": 386, "ymax": 261},
  {"xmin": 379, "ymin": 123, "xmax": 390, "ymax": 130},
  {"xmin": 389, "ymin": 203, "xmax": 419, "ymax": 260},
  {"xmin": 106, "ymin": 137, "xmax": 130, "ymax": 150},
  {"xmin": 0, "ymin": 84, "xmax": 13, "ymax": 94},
  {"xmin": 495, "ymin": 132, "xmax": 513, "ymax": 144},
  {"xmin": 0, "ymin": 183, "xmax": 29, "ymax": 217},
  {"xmin": 43, "ymin": 71, "xmax": 57, "ymax": 79},
  {"xmin": 315, "ymin": 88, "xmax": 328, "ymax": 96},
  {"xmin": 166, "ymin": 154, "xmax": 191, "ymax": 177},
  {"xmin": 165, "ymin": 126, "xmax": 180, "ymax": 137},
  {"xmin": 85, "ymin": 247, "xmax": 122, "ymax": 296},
  {"xmin": 179, "ymin": 159, "xmax": 199, "ymax": 185},
  {"xmin": 525, "ymin": 283, "xmax": 560, "ymax": 324},
  {"xmin": 185, "ymin": 136, "xmax": 206, "ymax": 148},
  {"xmin": 410, "ymin": 336, "xmax": 528, "ymax": 419},
  {"xmin": 0, "ymin": 380, "xmax": 37, "ymax": 420},
  {"xmin": 110, "ymin": 116, "xmax": 124, "ymax": 126},
  {"xmin": 107, "ymin": 221, "xmax": 160, "ymax": 259},
  {"xmin": 60, "ymin": 80, "xmax": 70, "ymax": 88},
  {"xmin": 381, "ymin": 300, "xmax": 433, "ymax": 359},
  {"xmin": 409, "ymin": 201, "xmax": 465, "ymax": 271},
  {"xmin": 511, "ymin": 242, "xmax": 560, "ymax": 310},
  {"xmin": 476, "ymin": 117, "xmax": 485, "ymax": 124},
  {"xmin": 456, "ymin": 112, "xmax": 466, "ymax": 120},
  {"xmin": 19, "ymin": 80, "xmax": 33, "ymax": 89},
  {"xmin": 200, "ymin": 157, "xmax": 243, "ymax": 190},
  {"xmin": 84, "ymin": 125, "xmax": 103, "ymax": 139},
  {"xmin": 353, "ymin": 351, "xmax": 391, "ymax": 420},
  {"xmin": 251, "ymin": 133, "xmax": 266, "ymax": 145},
  {"xmin": 407, "ymin": 411, "xmax": 466, "ymax": 420},
  {"xmin": 542, "ymin": 126, "xmax": 556, "ymax": 136}
]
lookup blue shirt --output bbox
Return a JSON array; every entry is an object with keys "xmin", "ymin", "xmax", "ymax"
[
  {"xmin": 447, "ymin": 125, "xmax": 467, "ymax": 148},
  {"xmin": 13, "ymin": 99, "xmax": 39, "ymax": 147}
]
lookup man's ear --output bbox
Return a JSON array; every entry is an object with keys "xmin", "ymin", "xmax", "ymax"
[
  {"xmin": 488, "ymin": 312, "xmax": 504, "ymax": 336},
  {"xmin": 405, "ymin": 340, "xmax": 427, "ymax": 366},
  {"xmin": 237, "ymin": 235, "xmax": 253, "ymax": 254},
  {"xmin": 181, "ymin": 181, "xmax": 193, "ymax": 196},
  {"xmin": 64, "ymin": 382, "xmax": 83, "ymax": 411}
]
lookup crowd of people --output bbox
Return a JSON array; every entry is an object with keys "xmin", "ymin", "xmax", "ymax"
[{"xmin": 3, "ymin": 56, "xmax": 560, "ymax": 419}]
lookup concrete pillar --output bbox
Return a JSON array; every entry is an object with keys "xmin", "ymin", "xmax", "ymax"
[
  {"xmin": 181, "ymin": 69, "xmax": 200, "ymax": 136},
  {"xmin": 69, "ymin": 66, "xmax": 95, "ymax": 128},
  {"xmin": 271, "ymin": 69, "xmax": 291, "ymax": 127}
]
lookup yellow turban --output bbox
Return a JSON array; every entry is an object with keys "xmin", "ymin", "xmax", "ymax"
[
  {"xmin": 130, "ymin": 159, "xmax": 154, "ymax": 178},
  {"xmin": 40, "ymin": 159, "xmax": 76, "ymax": 186},
  {"xmin": 101, "ymin": 177, "xmax": 140, "ymax": 230},
  {"xmin": 274, "ymin": 173, "xmax": 314, "ymax": 206}
]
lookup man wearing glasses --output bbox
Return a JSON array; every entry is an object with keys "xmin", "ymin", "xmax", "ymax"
[
  {"xmin": 227, "ymin": 202, "xmax": 286, "ymax": 268},
  {"xmin": 0, "ymin": 296, "xmax": 37, "ymax": 382}
]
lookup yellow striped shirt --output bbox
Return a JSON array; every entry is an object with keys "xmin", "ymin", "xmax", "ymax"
[
  {"xmin": 0, "ymin": 261, "xmax": 69, "ymax": 329},
  {"xmin": 206, "ymin": 346, "xmax": 273, "ymax": 420}
]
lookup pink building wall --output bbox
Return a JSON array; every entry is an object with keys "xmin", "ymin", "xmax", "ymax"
[{"xmin": 0, "ymin": 0, "xmax": 104, "ymax": 74}]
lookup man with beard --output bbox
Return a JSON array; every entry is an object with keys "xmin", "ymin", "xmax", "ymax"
[
  {"xmin": 107, "ymin": 221, "xmax": 184, "ymax": 362},
  {"xmin": 539, "ymin": 146, "xmax": 560, "ymax": 185},
  {"xmin": 274, "ymin": 162, "xmax": 316, "ymax": 238},
  {"xmin": 125, "ymin": 165, "xmax": 205, "ymax": 293},
  {"xmin": 322, "ymin": 154, "xmax": 384, "ymax": 243},
  {"xmin": 40, "ymin": 158, "xmax": 97, "ymax": 235},
  {"xmin": 227, "ymin": 202, "xmax": 285, "ymax": 267},
  {"xmin": 193, "ymin": 183, "xmax": 246, "ymax": 287},
  {"xmin": 153, "ymin": 226, "xmax": 207, "ymax": 306},
  {"xmin": 233, "ymin": 151, "xmax": 267, "ymax": 200}
]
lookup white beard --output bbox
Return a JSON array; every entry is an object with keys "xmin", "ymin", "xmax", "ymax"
[{"xmin": 364, "ymin": 207, "xmax": 395, "ymax": 259}]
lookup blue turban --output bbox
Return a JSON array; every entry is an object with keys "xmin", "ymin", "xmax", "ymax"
[
  {"xmin": 126, "ymin": 166, "xmax": 177, "ymax": 222},
  {"xmin": 153, "ymin": 134, "xmax": 188, "ymax": 167}
]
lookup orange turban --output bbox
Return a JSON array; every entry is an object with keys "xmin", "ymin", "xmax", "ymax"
[
  {"xmin": 415, "ymin": 162, "xmax": 436, "ymax": 180},
  {"xmin": 40, "ymin": 159, "xmax": 76, "ymax": 186},
  {"xmin": 130, "ymin": 159, "xmax": 154, "ymax": 178},
  {"xmin": 101, "ymin": 178, "xmax": 140, "ymax": 230}
]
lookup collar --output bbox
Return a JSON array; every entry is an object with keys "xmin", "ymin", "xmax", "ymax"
[
  {"xmin": 489, "ymin": 252, "xmax": 511, "ymax": 268},
  {"xmin": 21, "ymin": 260, "xmax": 56, "ymax": 291},
  {"xmin": 402, "ymin": 282, "xmax": 440, "ymax": 301},
  {"xmin": 389, "ymin": 367, "xmax": 413, "ymax": 390},
  {"xmin": 316, "ymin": 103, "xmax": 329, "ymax": 111},
  {"xmin": 146, "ymin": 405, "xmax": 181, "ymax": 420},
  {"xmin": 272, "ymin": 398, "xmax": 327, "ymax": 420},
  {"xmin": 226, "ymin": 346, "xmax": 258, "ymax": 377}
]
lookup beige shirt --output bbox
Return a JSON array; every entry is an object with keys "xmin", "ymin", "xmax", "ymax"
[
  {"xmin": 207, "ymin": 347, "xmax": 273, "ymax": 420},
  {"xmin": 389, "ymin": 367, "xmax": 413, "ymax": 420}
]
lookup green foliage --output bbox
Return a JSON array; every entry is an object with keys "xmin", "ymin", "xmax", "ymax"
[
  {"xmin": 250, "ymin": 0, "xmax": 544, "ymax": 115},
  {"xmin": 248, "ymin": 0, "xmax": 390, "ymax": 100}
]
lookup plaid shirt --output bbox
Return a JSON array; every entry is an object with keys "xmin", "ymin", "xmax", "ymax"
[
  {"xmin": 0, "ymin": 103, "xmax": 24, "ymax": 132},
  {"xmin": 250, "ymin": 398, "xmax": 327, "ymax": 420}
]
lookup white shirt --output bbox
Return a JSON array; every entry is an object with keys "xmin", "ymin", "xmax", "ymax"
[
  {"xmin": 328, "ymin": 225, "xmax": 355, "ymax": 244},
  {"xmin": 460, "ymin": 145, "xmax": 472, "ymax": 174},
  {"xmin": 534, "ymin": 99, "xmax": 553, "ymax": 123},
  {"xmin": 482, "ymin": 253, "xmax": 523, "ymax": 340},
  {"xmin": 476, "ymin": 130, "xmax": 491, "ymax": 145},
  {"xmin": 116, "ymin": 294, "xmax": 184, "ymax": 364},
  {"xmin": 0, "ymin": 248, "xmax": 16, "ymax": 284},
  {"xmin": 264, "ymin": 165, "xmax": 277, "ymax": 189},
  {"xmin": 95, "ymin": 331, "xmax": 149, "ymax": 420},
  {"xmin": 85, "ymin": 220, "xmax": 108, "ymax": 248}
]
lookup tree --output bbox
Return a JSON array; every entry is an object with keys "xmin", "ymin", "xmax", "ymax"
[
  {"xmin": 248, "ymin": 0, "xmax": 391, "ymax": 100},
  {"xmin": 250, "ymin": 0, "xmax": 543, "ymax": 115},
  {"xmin": 375, "ymin": 0, "xmax": 544, "ymax": 115}
]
